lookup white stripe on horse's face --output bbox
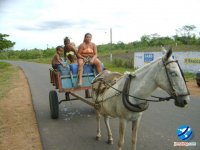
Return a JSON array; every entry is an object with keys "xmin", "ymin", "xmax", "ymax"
[{"xmin": 166, "ymin": 61, "xmax": 188, "ymax": 95}]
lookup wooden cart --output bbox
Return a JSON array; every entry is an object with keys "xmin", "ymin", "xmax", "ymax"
[{"xmin": 49, "ymin": 63, "xmax": 99, "ymax": 119}]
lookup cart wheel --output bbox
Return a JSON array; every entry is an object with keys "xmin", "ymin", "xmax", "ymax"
[
  {"xmin": 49, "ymin": 90, "xmax": 59, "ymax": 119},
  {"xmin": 197, "ymin": 82, "xmax": 200, "ymax": 87},
  {"xmin": 85, "ymin": 89, "xmax": 91, "ymax": 98}
]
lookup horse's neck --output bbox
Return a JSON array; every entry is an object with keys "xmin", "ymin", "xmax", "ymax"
[
  {"xmin": 129, "ymin": 60, "xmax": 161, "ymax": 98},
  {"xmin": 103, "ymin": 59, "xmax": 162, "ymax": 100}
]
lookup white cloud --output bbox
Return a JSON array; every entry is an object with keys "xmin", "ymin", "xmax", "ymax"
[{"xmin": 0, "ymin": 0, "xmax": 200, "ymax": 50}]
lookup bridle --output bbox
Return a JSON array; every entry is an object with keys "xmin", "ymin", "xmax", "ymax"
[{"xmin": 162, "ymin": 58, "xmax": 190, "ymax": 98}]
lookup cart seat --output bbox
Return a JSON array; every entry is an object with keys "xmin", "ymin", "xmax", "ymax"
[{"xmin": 50, "ymin": 63, "xmax": 104, "ymax": 91}]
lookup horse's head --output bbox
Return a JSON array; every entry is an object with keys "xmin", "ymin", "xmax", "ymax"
[{"xmin": 157, "ymin": 47, "xmax": 190, "ymax": 107}]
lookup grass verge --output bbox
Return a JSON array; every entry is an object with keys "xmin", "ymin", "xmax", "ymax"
[{"xmin": 0, "ymin": 62, "xmax": 17, "ymax": 99}]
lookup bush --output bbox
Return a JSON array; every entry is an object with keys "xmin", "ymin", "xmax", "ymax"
[
  {"xmin": 112, "ymin": 58, "xmax": 133, "ymax": 68},
  {"xmin": 0, "ymin": 52, "xmax": 8, "ymax": 59},
  {"xmin": 42, "ymin": 48, "xmax": 55, "ymax": 57},
  {"xmin": 18, "ymin": 50, "xmax": 42, "ymax": 59}
]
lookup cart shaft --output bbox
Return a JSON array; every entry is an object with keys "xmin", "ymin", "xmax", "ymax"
[{"xmin": 69, "ymin": 92, "xmax": 95, "ymax": 107}]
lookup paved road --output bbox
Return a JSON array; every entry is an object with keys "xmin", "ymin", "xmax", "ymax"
[{"xmin": 3, "ymin": 61, "xmax": 200, "ymax": 150}]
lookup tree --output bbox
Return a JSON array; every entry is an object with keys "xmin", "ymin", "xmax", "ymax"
[
  {"xmin": 176, "ymin": 25, "xmax": 196, "ymax": 37},
  {"xmin": 0, "ymin": 33, "xmax": 15, "ymax": 51},
  {"xmin": 182, "ymin": 25, "xmax": 196, "ymax": 37},
  {"xmin": 175, "ymin": 25, "xmax": 197, "ymax": 45}
]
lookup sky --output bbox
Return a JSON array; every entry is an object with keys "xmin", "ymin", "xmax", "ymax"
[{"xmin": 0, "ymin": 0, "xmax": 200, "ymax": 50}]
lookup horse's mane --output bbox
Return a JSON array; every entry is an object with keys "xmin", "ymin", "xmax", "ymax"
[
  {"xmin": 131, "ymin": 57, "xmax": 162, "ymax": 75},
  {"xmin": 110, "ymin": 57, "xmax": 162, "ymax": 83}
]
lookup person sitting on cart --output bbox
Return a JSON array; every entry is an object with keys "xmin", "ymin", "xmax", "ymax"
[
  {"xmin": 64, "ymin": 36, "xmax": 78, "ymax": 64},
  {"xmin": 77, "ymin": 33, "xmax": 102, "ymax": 86},
  {"xmin": 51, "ymin": 46, "xmax": 66, "ymax": 70}
]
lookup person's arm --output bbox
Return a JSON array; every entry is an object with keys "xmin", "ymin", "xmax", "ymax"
[
  {"xmin": 63, "ymin": 47, "xmax": 67, "ymax": 61},
  {"xmin": 90, "ymin": 43, "xmax": 97, "ymax": 63},
  {"xmin": 77, "ymin": 44, "xmax": 86, "ymax": 60},
  {"xmin": 56, "ymin": 54, "xmax": 65, "ymax": 67},
  {"xmin": 70, "ymin": 43, "xmax": 78, "ymax": 52},
  {"xmin": 68, "ymin": 43, "xmax": 78, "ymax": 56}
]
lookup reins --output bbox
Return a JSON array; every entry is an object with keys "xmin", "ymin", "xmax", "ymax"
[{"xmin": 94, "ymin": 74, "xmax": 174, "ymax": 103}]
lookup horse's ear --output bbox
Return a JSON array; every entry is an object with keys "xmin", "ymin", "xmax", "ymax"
[{"xmin": 163, "ymin": 47, "xmax": 172, "ymax": 61}]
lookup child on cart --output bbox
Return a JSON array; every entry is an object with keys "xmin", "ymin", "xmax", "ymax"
[
  {"xmin": 63, "ymin": 37, "xmax": 78, "ymax": 64},
  {"xmin": 51, "ymin": 46, "xmax": 66, "ymax": 70}
]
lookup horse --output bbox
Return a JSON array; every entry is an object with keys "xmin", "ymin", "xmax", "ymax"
[{"xmin": 91, "ymin": 47, "xmax": 190, "ymax": 150}]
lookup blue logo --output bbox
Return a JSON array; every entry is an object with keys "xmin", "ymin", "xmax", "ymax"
[
  {"xmin": 176, "ymin": 125, "xmax": 193, "ymax": 141},
  {"xmin": 144, "ymin": 53, "xmax": 154, "ymax": 62}
]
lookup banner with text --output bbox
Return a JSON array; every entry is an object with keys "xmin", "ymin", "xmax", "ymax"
[{"xmin": 134, "ymin": 52, "xmax": 200, "ymax": 73}]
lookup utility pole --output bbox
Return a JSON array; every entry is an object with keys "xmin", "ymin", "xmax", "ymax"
[{"xmin": 110, "ymin": 28, "xmax": 112, "ymax": 62}]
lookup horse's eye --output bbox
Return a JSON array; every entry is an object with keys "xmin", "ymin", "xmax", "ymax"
[{"xmin": 170, "ymin": 72, "xmax": 177, "ymax": 77}]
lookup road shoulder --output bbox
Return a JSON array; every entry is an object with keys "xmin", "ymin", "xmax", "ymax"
[{"xmin": 0, "ymin": 67, "xmax": 42, "ymax": 150}]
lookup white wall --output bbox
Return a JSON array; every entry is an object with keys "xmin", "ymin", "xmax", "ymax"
[{"xmin": 134, "ymin": 51, "xmax": 200, "ymax": 73}]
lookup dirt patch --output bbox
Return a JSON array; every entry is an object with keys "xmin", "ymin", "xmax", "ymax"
[
  {"xmin": 0, "ymin": 68, "xmax": 199, "ymax": 150},
  {"xmin": 186, "ymin": 80, "xmax": 200, "ymax": 97},
  {"xmin": 0, "ymin": 68, "xmax": 42, "ymax": 150}
]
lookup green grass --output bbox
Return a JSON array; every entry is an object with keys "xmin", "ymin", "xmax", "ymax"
[
  {"xmin": 103, "ymin": 62, "xmax": 135, "ymax": 73},
  {"xmin": 0, "ymin": 62, "xmax": 17, "ymax": 99},
  {"xmin": 184, "ymin": 72, "xmax": 196, "ymax": 80}
]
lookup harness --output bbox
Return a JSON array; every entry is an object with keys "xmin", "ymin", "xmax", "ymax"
[{"xmin": 122, "ymin": 74, "xmax": 149, "ymax": 112}]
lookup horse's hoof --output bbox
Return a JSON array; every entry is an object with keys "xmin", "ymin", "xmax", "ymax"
[
  {"xmin": 107, "ymin": 139, "xmax": 113, "ymax": 144},
  {"xmin": 96, "ymin": 136, "xmax": 101, "ymax": 141}
]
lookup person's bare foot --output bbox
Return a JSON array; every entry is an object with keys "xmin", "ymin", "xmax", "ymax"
[{"xmin": 77, "ymin": 80, "xmax": 82, "ymax": 87}]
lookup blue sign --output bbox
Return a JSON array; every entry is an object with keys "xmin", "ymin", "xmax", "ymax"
[
  {"xmin": 144, "ymin": 53, "xmax": 154, "ymax": 62},
  {"xmin": 176, "ymin": 125, "xmax": 193, "ymax": 141}
]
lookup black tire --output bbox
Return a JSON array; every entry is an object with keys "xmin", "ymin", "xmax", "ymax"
[
  {"xmin": 49, "ymin": 90, "xmax": 59, "ymax": 119},
  {"xmin": 197, "ymin": 82, "xmax": 200, "ymax": 87}
]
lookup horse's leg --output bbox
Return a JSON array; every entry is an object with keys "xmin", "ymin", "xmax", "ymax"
[
  {"xmin": 96, "ymin": 110, "xmax": 101, "ymax": 141},
  {"xmin": 104, "ymin": 116, "xmax": 113, "ymax": 144},
  {"xmin": 131, "ymin": 116, "xmax": 141, "ymax": 150},
  {"xmin": 118, "ymin": 119, "xmax": 127, "ymax": 150}
]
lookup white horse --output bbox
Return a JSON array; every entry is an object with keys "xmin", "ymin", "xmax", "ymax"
[{"xmin": 91, "ymin": 48, "xmax": 190, "ymax": 150}]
